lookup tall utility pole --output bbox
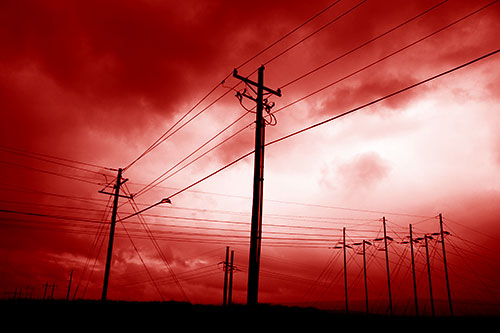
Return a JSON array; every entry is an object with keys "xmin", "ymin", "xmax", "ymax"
[
  {"xmin": 439, "ymin": 214, "xmax": 453, "ymax": 316},
  {"xmin": 382, "ymin": 217, "xmax": 393, "ymax": 316},
  {"xmin": 343, "ymin": 227, "xmax": 348, "ymax": 313},
  {"xmin": 233, "ymin": 66, "xmax": 281, "ymax": 306},
  {"xmin": 223, "ymin": 246, "xmax": 230, "ymax": 306},
  {"xmin": 424, "ymin": 234, "xmax": 435, "ymax": 317},
  {"xmin": 100, "ymin": 168, "xmax": 131, "ymax": 301},
  {"xmin": 409, "ymin": 224, "xmax": 419, "ymax": 316}
]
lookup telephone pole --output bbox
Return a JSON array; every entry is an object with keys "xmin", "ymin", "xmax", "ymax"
[
  {"xmin": 100, "ymin": 168, "xmax": 131, "ymax": 301},
  {"xmin": 362, "ymin": 240, "xmax": 370, "ymax": 314},
  {"xmin": 409, "ymin": 224, "xmax": 419, "ymax": 316},
  {"xmin": 343, "ymin": 227, "xmax": 348, "ymax": 313},
  {"xmin": 382, "ymin": 217, "xmax": 393, "ymax": 316},
  {"xmin": 228, "ymin": 249, "xmax": 234, "ymax": 305},
  {"xmin": 233, "ymin": 66, "xmax": 281, "ymax": 306},
  {"xmin": 439, "ymin": 213, "xmax": 453, "ymax": 316},
  {"xmin": 223, "ymin": 246, "xmax": 230, "ymax": 306},
  {"xmin": 424, "ymin": 234, "xmax": 435, "ymax": 317},
  {"xmin": 66, "ymin": 269, "xmax": 73, "ymax": 301}
]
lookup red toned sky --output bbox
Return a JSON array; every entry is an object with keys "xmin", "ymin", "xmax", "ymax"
[{"xmin": 1, "ymin": 0, "xmax": 500, "ymax": 315}]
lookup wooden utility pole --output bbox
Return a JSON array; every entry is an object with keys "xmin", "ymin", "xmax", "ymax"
[
  {"xmin": 233, "ymin": 66, "xmax": 281, "ymax": 306},
  {"xmin": 362, "ymin": 240, "xmax": 370, "ymax": 314},
  {"xmin": 223, "ymin": 246, "xmax": 230, "ymax": 306},
  {"xmin": 228, "ymin": 250, "xmax": 234, "ymax": 305},
  {"xmin": 439, "ymin": 213, "xmax": 453, "ymax": 316},
  {"xmin": 43, "ymin": 282, "xmax": 48, "ymax": 300},
  {"xmin": 382, "ymin": 217, "xmax": 393, "ymax": 315},
  {"xmin": 343, "ymin": 227, "xmax": 348, "ymax": 313},
  {"xmin": 66, "ymin": 269, "xmax": 73, "ymax": 301},
  {"xmin": 424, "ymin": 234, "xmax": 435, "ymax": 317},
  {"xmin": 100, "ymin": 168, "xmax": 131, "ymax": 301},
  {"xmin": 409, "ymin": 224, "xmax": 419, "ymax": 316}
]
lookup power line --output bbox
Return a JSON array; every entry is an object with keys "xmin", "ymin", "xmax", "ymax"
[
  {"xmin": 278, "ymin": 0, "xmax": 449, "ymax": 89},
  {"xmin": 124, "ymin": 49, "xmax": 499, "ymax": 221},
  {"xmin": 265, "ymin": 48, "xmax": 499, "ymax": 147},
  {"xmin": 235, "ymin": 0, "xmax": 341, "ymax": 70},
  {"xmin": 122, "ymin": 0, "xmax": 352, "ymax": 172},
  {"xmin": 273, "ymin": 0, "xmax": 498, "ymax": 112},
  {"xmin": 0, "ymin": 144, "xmax": 115, "ymax": 171},
  {"xmin": 133, "ymin": 111, "xmax": 252, "ymax": 198},
  {"xmin": 262, "ymin": 0, "xmax": 369, "ymax": 67}
]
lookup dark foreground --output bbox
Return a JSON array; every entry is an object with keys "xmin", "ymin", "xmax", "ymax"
[{"xmin": 1, "ymin": 299, "xmax": 496, "ymax": 330}]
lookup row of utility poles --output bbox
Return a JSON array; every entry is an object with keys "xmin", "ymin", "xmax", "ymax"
[
  {"xmin": 97, "ymin": 66, "xmax": 280, "ymax": 305},
  {"xmin": 93, "ymin": 66, "xmax": 454, "ymax": 318},
  {"xmin": 10, "ymin": 270, "xmax": 74, "ymax": 301},
  {"xmin": 338, "ymin": 214, "xmax": 453, "ymax": 316}
]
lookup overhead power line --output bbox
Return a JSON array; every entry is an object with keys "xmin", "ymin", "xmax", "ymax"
[
  {"xmin": 123, "ymin": 0, "xmax": 350, "ymax": 172},
  {"xmin": 118, "ymin": 48, "xmax": 499, "ymax": 222},
  {"xmin": 236, "ymin": 0, "xmax": 342, "ymax": 70},
  {"xmin": 274, "ymin": 0, "xmax": 498, "ymax": 112},
  {"xmin": 278, "ymin": 0, "xmax": 449, "ymax": 89}
]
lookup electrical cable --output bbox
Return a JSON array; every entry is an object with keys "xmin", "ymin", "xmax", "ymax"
[
  {"xmin": 278, "ymin": 0, "xmax": 449, "ymax": 89},
  {"xmin": 123, "ymin": 48, "xmax": 499, "ymax": 222}
]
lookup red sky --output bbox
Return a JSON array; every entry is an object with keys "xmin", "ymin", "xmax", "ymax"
[{"xmin": 1, "ymin": 0, "xmax": 500, "ymax": 315}]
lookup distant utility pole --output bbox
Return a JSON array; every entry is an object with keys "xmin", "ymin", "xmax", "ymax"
[
  {"xmin": 439, "ymin": 213, "xmax": 453, "ymax": 316},
  {"xmin": 409, "ymin": 224, "xmax": 419, "ymax": 317},
  {"xmin": 233, "ymin": 66, "xmax": 281, "ymax": 306},
  {"xmin": 382, "ymin": 217, "xmax": 393, "ymax": 316},
  {"xmin": 43, "ymin": 282, "xmax": 48, "ymax": 300},
  {"xmin": 362, "ymin": 240, "xmax": 370, "ymax": 314},
  {"xmin": 424, "ymin": 234, "xmax": 435, "ymax": 317},
  {"xmin": 222, "ymin": 246, "xmax": 236, "ymax": 306},
  {"xmin": 223, "ymin": 246, "xmax": 230, "ymax": 306},
  {"xmin": 66, "ymin": 269, "xmax": 73, "ymax": 301},
  {"xmin": 343, "ymin": 227, "xmax": 348, "ymax": 313},
  {"xmin": 228, "ymin": 250, "xmax": 234, "ymax": 305},
  {"xmin": 99, "ymin": 168, "xmax": 132, "ymax": 301}
]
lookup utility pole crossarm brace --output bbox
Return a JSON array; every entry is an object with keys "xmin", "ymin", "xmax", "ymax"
[{"xmin": 233, "ymin": 68, "xmax": 282, "ymax": 97}]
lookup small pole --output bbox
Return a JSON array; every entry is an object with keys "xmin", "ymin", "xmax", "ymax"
[
  {"xmin": 66, "ymin": 269, "xmax": 73, "ymax": 301},
  {"xmin": 223, "ymin": 246, "xmax": 229, "ymax": 306},
  {"xmin": 43, "ymin": 282, "xmax": 48, "ymax": 300},
  {"xmin": 228, "ymin": 250, "xmax": 234, "ymax": 305},
  {"xmin": 50, "ymin": 283, "xmax": 56, "ymax": 300},
  {"xmin": 424, "ymin": 235, "xmax": 435, "ymax": 317},
  {"xmin": 343, "ymin": 227, "xmax": 348, "ymax": 313},
  {"xmin": 363, "ymin": 240, "xmax": 369, "ymax": 314},
  {"xmin": 439, "ymin": 214, "xmax": 453, "ymax": 316},
  {"xmin": 409, "ymin": 224, "xmax": 419, "ymax": 316},
  {"xmin": 383, "ymin": 217, "xmax": 393, "ymax": 316}
]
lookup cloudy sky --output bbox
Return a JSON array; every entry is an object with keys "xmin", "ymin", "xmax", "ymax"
[{"xmin": 1, "ymin": 0, "xmax": 499, "ymax": 315}]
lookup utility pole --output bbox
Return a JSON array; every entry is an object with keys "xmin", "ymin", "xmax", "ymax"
[
  {"xmin": 409, "ymin": 224, "xmax": 419, "ymax": 316},
  {"xmin": 50, "ymin": 283, "xmax": 56, "ymax": 300},
  {"xmin": 424, "ymin": 234, "xmax": 435, "ymax": 317},
  {"xmin": 343, "ymin": 227, "xmax": 348, "ymax": 313},
  {"xmin": 439, "ymin": 213, "xmax": 453, "ymax": 316},
  {"xmin": 233, "ymin": 66, "xmax": 281, "ymax": 306},
  {"xmin": 223, "ymin": 246, "xmax": 230, "ymax": 306},
  {"xmin": 43, "ymin": 282, "xmax": 48, "ymax": 300},
  {"xmin": 100, "ymin": 168, "xmax": 131, "ymax": 301},
  {"xmin": 66, "ymin": 269, "xmax": 73, "ymax": 301},
  {"xmin": 382, "ymin": 217, "xmax": 393, "ymax": 316},
  {"xmin": 362, "ymin": 240, "xmax": 370, "ymax": 314},
  {"xmin": 228, "ymin": 250, "xmax": 234, "ymax": 305}
]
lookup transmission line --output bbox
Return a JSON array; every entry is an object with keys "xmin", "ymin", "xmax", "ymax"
[{"xmin": 121, "ymin": 48, "xmax": 498, "ymax": 221}]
